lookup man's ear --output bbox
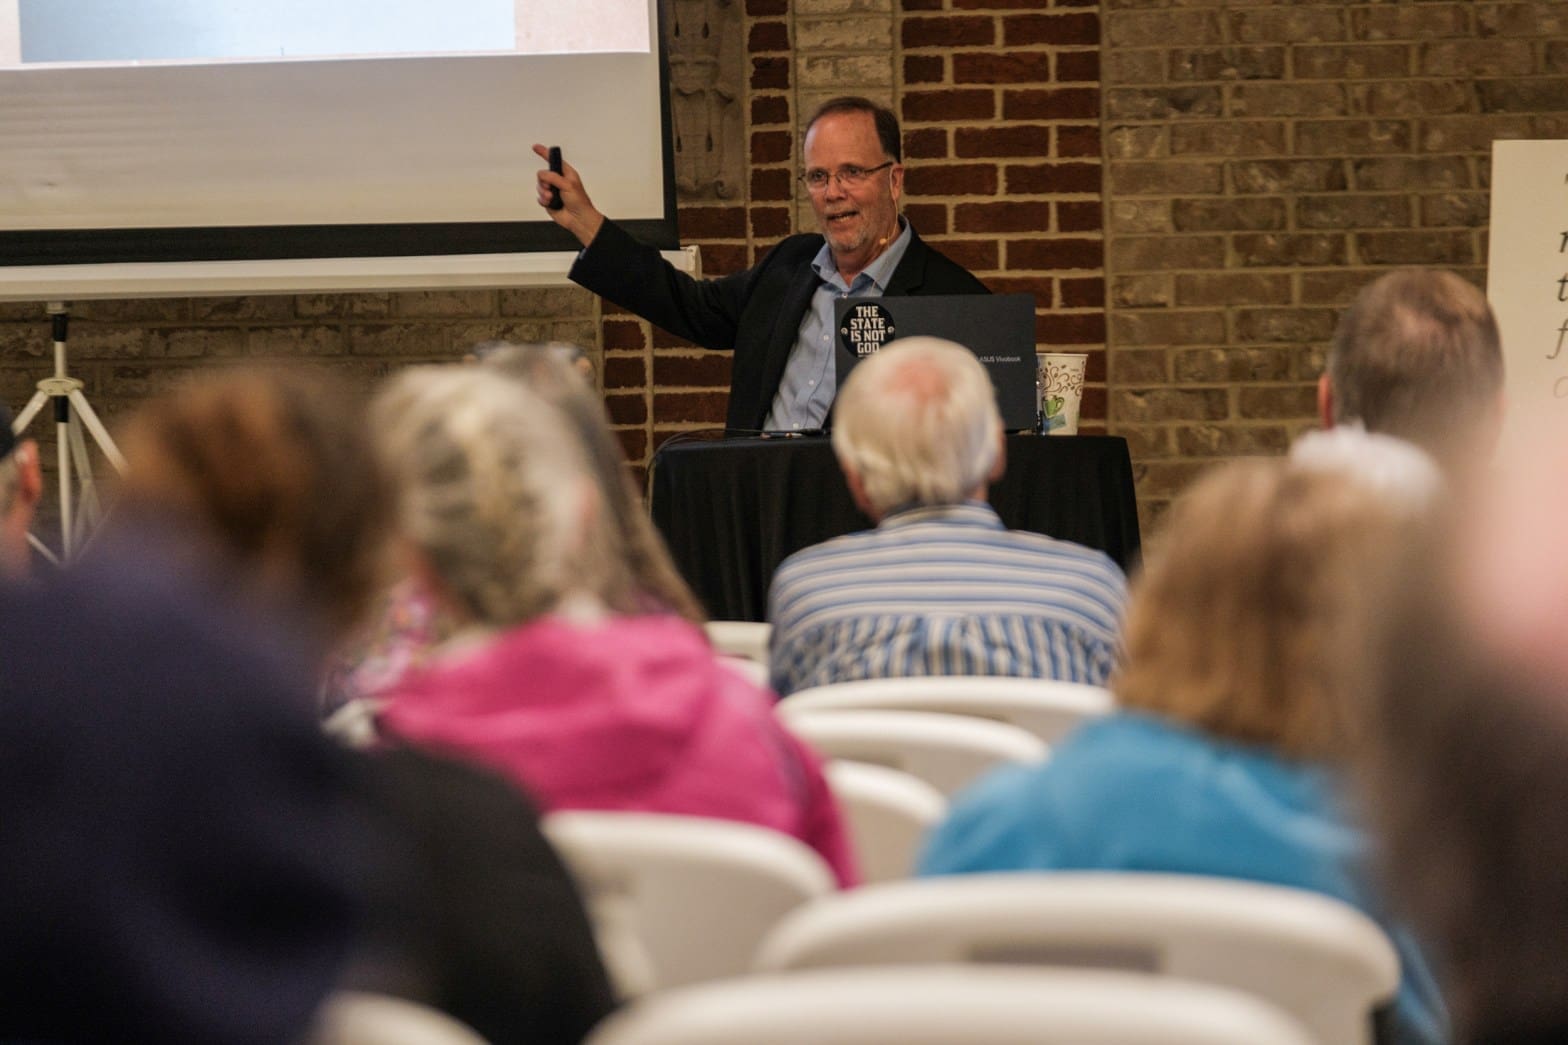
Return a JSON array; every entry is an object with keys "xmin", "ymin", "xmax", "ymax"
[
  {"xmin": 1317, "ymin": 373, "xmax": 1335, "ymax": 429},
  {"xmin": 988, "ymin": 425, "xmax": 1006, "ymax": 484},
  {"xmin": 888, "ymin": 162, "xmax": 904, "ymax": 208},
  {"xmin": 842, "ymin": 460, "xmax": 879, "ymax": 522}
]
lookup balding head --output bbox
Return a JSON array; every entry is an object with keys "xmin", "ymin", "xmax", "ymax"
[
  {"xmin": 1322, "ymin": 268, "xmax": 1504, "ymax": 472},
  {"xmin": 830, "ymin": 337, "xmax": 1003, "ymax": 518}
]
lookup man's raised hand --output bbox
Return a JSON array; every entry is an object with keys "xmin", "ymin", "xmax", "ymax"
[{"xmin": 533, "ymin": 143, "xmax": 605, "ymax": 248}]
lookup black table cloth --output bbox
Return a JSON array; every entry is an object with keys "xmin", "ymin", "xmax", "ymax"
[{"xmin": 648, "ymin": 434, "xmax": 1141, "ymax": 623}]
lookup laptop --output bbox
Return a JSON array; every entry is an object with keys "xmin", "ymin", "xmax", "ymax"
[{"xmin": 834, "ymin": 293, "xmax": 1039, "ymax": 431}]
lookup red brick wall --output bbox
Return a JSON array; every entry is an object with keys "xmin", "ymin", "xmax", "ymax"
[
  {"xmin": 900, "ymin": 1, "xmax": 1107, "ymax": 429},
  {"xmin": 8, "ymin": 2, "xmax": 1562, "ymax": 531},
  {"xmin": 0, "ymin": 2, "xmax": 1109, "ymax": 494}
]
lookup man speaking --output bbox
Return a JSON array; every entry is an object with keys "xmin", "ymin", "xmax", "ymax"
[{"xmin": 535, "ymin": 96, "xmax": 989, "ymax": 433}]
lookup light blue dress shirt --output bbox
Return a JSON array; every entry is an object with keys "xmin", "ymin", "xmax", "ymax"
[{"xmin": 762, "ymin": 220, "xmax": 914, "ymax": 432}]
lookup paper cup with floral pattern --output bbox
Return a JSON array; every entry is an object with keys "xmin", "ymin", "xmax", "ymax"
[{"xmin": 1039, "ymin": 353, "xmax": 1087, "ymax": 435}]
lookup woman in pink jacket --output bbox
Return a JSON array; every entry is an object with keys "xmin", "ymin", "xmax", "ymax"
[{"xmin": 372, "ymin": 364, "xmax": 857, "ymax": 888}]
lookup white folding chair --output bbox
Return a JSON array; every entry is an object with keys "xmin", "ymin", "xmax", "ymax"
[
  {"xmin": 716, "ymin": 655, "xmax": 769, "ymax": 689},
  {"xmin": 542, "ymin": 812, "xmax": 834, "ymax": 993},
  {"xmin": 306, "ymin": 992, "xmax": 489, "ymax": 1045},
  {"xmin": 754, "ymin": 873, "xmax": 1399, "ymax": 1045},
  {"xmin": 781, "ymin": 708, "xmax": 1047, "ymax": 795},
  {"xmin": 783, "ymin": 676, "xmax": 1114, "ymax": 743},
  {"xmin": 822, "ymin": 760, "xmax": 946, "ymax": 883},
  {"xmin": 704, "ymin": 620, "xmax": 771, "ymax": 664},
  {"xmin": 322, "ymin": 697, "xmax": 381, "ymax": 750},
  {"xmin": 584, "ymin": 966, "xmax": 1315, "ymax": 1045}
]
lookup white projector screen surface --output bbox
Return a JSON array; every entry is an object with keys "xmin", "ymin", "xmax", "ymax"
[
  {"xmin": 0, "ymin": 0, "xmax": 677, "ymax": 286},
  {"xmin": 10, "ymin": 1, "xmax": 648, "ymax": 65},
  {"xmin": 18, "ymin": 1, "xmax": 516, "ymax": 62}
]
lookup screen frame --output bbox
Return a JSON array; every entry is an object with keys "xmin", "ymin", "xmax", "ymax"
[{"xmin": 0, "ymin": 2, "xmax": 680, "ymax": 269}]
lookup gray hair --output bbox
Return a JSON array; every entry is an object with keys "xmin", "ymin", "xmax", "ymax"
[
  {"xmin": 1290, "ymin": 426, "xmax": 1444, "ymax": 514},
  {"xmin": 371, "ymin": 366, "xmax": 596, "ymax": 628},
  {"xmin": 830, "ymin": 336, "xmax": 1001, "ymax": 515},
  {"xmin": 804, "ymin": 95, "xmax": 902, "ymax": 163},
  {"xmin": 1328, "ymin": 268, "xmax": 1503, "ymax": 464},
  {"xmin": 475, "ymin": 342, "xmax": 707, "ymax": 624},
  {"xmin": 470, "ymin": 339, "xmax": 593, "ymax": 381}
]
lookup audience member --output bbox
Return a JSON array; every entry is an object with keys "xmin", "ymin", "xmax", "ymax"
[
  {"xmin": 0, "ymin": 531, "xmax": 360, "ymax": 1044},
  {"xmin": 470, "ymin": 336, "xmax": 597, "ymax": 383},
  {"xmin": 116, "ymin": 368, "xmax": 618, "ymax": 1043},
  {"xmin": 324, "ymin": 342, "xmax": 704, "ymax": 709},
  {"xmin": 1362, "ymin": 435, "xmax": 1568, "ymax": 1043},
  {"xmin": 115, "ymin": 366, "xmax": 394, "ymax": 650},
  {"xmin": 766, "ymin": 336, "xmax": 1126, "ymax": 696},
  {"xmin": 478, "ymin": 342, "xmax": 704, "ymax": 624},
  {"xmin": 918, "ymin": 431, "xmax": 1448, "ymax": 1045},
  {"xmin": 0, "ymin": 401, "xmax": 41, "ymax": 577},
  {"xmin": 372, "ymin": 365, "xmax": 857, "ymax": 886},
  {"xmin": 349, "ymin": 748, "xmax": 617, "ymax": 1043},
  {"xmin": 1320, "ymin": 267, "xmax": 1504, "ymax": 478}
]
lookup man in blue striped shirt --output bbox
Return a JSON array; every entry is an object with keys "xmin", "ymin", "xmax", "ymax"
[{"xmin": 766, "ymin": 337, "xmax": 1127, "ymax": 697}]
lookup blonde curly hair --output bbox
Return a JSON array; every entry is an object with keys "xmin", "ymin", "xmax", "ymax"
[
  {"xmin": 372, "ymin": 366, "xmax": 598, "ymax": 628},
  {"xmin": 1115, "ymin": 443, "xmax": 1436, "ymax": 761}
]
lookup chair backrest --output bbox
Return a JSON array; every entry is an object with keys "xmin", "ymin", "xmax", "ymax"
[
  {"xmin": 781, "ymin": 708, "xmax": 1047, "ymax": 795},
  {"xmin": 322, "ymin": 697, "xmax": 381, "ymax": 750},
  {"xmin": 754, "ymin": 873, "xmax": 1400, "ymax": 1045},
  {"xmin": 542, "ymin": 811, "xmax": 835, "ymax": 993},
  {"xmin": 704, "ymin": 620, "xmax": 771, "ymax": 663},
  {"xmin": 822, "ymin": 760, "xmax": 946, "ymax": 883},
  {"xmin": 782, "ymin": 677, "xmax": 1114, "ymax": 743},
  {"xmin": 305, "ymin": 992, "xmax": 489, "ymax": 1045},
  {"xmin": 584, "ymin": 966, "xmax": 1316, "ymax": 1045}
]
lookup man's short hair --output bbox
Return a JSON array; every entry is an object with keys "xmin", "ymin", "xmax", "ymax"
[
  {"xmin": 830, "ymin": 337, "xmax": 1000, "ymax": 516},
  {"xmin": 1327, "ymin": 268, "xmax": 1503, "ymax": 458},
  {"xmin": 117, "ymin": 368, "xmax": 395, "ymax": 646},
  {"xmin": 804, "ymin": 96, "xmax": 902, "ymax": 163}
]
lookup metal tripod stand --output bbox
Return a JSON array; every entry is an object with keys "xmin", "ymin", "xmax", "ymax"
[{"xmin": 11, "ymin": 302, "xmax": 126, "ymax": 562}]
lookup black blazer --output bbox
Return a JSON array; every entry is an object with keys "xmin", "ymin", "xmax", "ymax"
[
  {"xmin": 570, "ymin": 218, "xmax": 990, "ymax": 431},
  {"xmin": 347, "ymin": 749, "xmax": 617, "ymax": 1045}
]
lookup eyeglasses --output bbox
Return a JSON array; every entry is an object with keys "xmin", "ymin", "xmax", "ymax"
[{"xmin": 799, "ymin": 161, "xmax": 895, "ymax": 192}]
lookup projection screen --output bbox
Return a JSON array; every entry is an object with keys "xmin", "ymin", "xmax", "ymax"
[{"xmin": 0, "ymin": 0, "xmax": 685, "ymax": 298}]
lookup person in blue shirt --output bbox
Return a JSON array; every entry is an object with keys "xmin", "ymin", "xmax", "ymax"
[{"xmin": 919, "ymin": 430, "xmax": 1450, "ymax": 1045}]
